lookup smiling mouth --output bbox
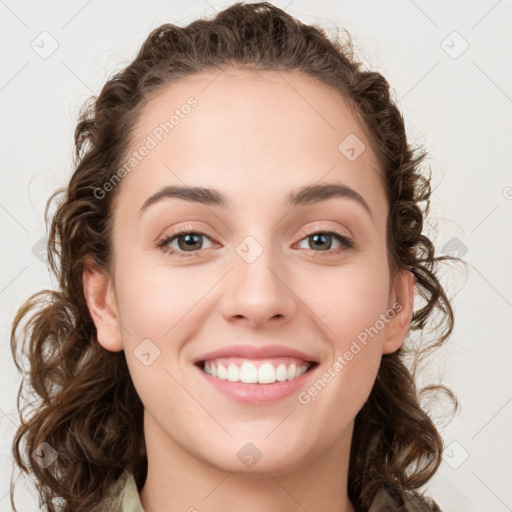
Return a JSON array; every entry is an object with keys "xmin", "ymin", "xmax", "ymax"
[{"xmin": 196, "ymin": 357, "xmax": 319, "ymax": 385}]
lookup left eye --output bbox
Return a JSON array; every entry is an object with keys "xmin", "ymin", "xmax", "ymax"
[
  {"xmin": 296, "ymin": 231, "xmax": 353, "ymax": 253},
  {"xmin": 157, "ymin": 231, "xmax": 214, "ymax": 257},
  {"xmin": 156, "ymin": 229, "xmax": 353, "ymax": 258}
]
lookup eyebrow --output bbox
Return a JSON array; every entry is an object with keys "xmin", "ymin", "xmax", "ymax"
[{"xmin": 137, "ymin": 182, "xmax": 373, "ymax": 220}]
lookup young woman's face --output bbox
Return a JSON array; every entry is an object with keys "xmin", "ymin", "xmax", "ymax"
[{"xmin": 87, "ymin": 68, "xmax": 413, "ymax": 475}]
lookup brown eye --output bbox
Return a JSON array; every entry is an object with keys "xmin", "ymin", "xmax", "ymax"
[
  {"xmin": 297, "ymin": 230, "xmax": 353, "ymax": 254},
  {"xmin": 157, "ymin": 230, "xmax": 214, "ymax": 258},
  {"xmin": 175, "ymin": 233, "xmax": 204, "ymax": 251}
]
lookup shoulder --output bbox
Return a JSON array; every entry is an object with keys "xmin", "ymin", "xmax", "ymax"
[
  {"xmin": 403, "ymin": 489, "xmax": 442, "ymax": 512},
  {"xmin": 103, "ymin": 470, "xmax": 145, "ymax": 512},
  {"xmin": 368, "ymin": 486, "xmax": 442, "ymax": 512}
]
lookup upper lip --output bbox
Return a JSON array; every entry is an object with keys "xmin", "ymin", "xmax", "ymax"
[{"xmin": 194, "ymin": 344, "xmax": 319, "ymax": 364}]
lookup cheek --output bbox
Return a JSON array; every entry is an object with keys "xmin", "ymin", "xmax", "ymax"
[
  {"xmin": 308, "ymin": 258, "xmax": 391, "ymax": 386},
  {"xmin": 113, "ymin": 257, "xmax": 204, "ymax": 342},
  {"xmin": 314, "ymin": 260, "xmax": 390, "ymax": 340},
  {"xmin": 300, "ymin": 268, "xmax": 390, "ymax": 421}
]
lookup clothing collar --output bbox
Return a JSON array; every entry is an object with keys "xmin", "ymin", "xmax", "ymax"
[{"xmin": 106, "ymin": 471, "xmax": 441, "ymax": 511}]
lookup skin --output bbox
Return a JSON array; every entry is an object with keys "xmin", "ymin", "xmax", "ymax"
[{"xmin": 83, "ymin": 68, "xmax": 414, "ymax": 512}]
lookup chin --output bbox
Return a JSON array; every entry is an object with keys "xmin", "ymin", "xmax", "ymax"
[{"xmin": 193, "ymin": 436, "xmax": 311, "ymax": 476}]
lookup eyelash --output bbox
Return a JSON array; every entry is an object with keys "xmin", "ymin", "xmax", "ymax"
[{"xmin": 155, "ymin": 224, "xmax": 354, "ymax": 259}]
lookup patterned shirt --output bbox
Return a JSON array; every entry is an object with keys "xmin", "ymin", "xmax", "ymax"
[{"xmin": 105, "ymin": 471, "xmax": 442, "ymax": 511}]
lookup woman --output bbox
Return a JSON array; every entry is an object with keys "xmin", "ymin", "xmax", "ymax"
[{"xmin": 10, "ymin": 3, "xmax": 459, "ymax": 511}]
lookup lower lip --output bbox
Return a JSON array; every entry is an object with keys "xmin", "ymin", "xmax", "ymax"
[{"xmin": 195, "ymin": 364, "xmax": 318, "ymax": 404}]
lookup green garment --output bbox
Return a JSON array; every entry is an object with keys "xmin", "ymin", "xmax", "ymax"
[{"xmin": 105, "ymin": 470, "xmax": 442, "ymax": 511}]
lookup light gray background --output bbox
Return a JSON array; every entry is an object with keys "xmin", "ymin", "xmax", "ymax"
[{"xmin": 1, "ymin": 1, "xmax": 511, "ymax": 510}]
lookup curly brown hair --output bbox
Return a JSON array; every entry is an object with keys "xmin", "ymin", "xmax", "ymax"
[{"xmin": 10, "ymin": 3, "xmax": 461, "ymax": 511}]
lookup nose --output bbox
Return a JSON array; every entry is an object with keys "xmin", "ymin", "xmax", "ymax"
[{"xmin": 220, "ymin": 244, "xmax": 297, "ymax": 330}]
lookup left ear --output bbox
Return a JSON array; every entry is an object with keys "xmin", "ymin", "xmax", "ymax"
[
  {"xmin": 82, "ymin": 255, "xmax": 124, "ymax": 352},
  {"xmin": 382, "ymin": 269, "xmax": 415, "ymax": 355}
]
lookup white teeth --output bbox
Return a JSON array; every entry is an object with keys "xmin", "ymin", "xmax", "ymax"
[
  {"xmin": 240, "ymin": 362, "xmax": 258, "ymax": 383},
  {"xmin": 217, "ymin": 363, "xmax": 227, "ymax": 380},
  {"xmin": 227, "ymin": 364, "xmax": 240, "ymax": 382},
  {"xmin": 276, "ymin": 363, "xmax": 288, "ymax": 381},
  {"xmin": 202, "ymin": 360, "xmax": 311, "ymax": 384},
  {"xmin": 258, "ymin": 363, "xmax": 276, "ymax": 384},
  {"xmin": 287, "ymin": 364, "xmax": 296, "ymax": 381}
]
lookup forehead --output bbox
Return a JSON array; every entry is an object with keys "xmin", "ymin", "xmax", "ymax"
[{"xmin": 113, "ymin": 68, "xmax": 385, "ymax": 223}]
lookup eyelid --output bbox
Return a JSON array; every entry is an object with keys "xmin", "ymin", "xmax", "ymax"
[{"xmin": 297, "ymin": 222, "xmax": 352, "ymax": 241}]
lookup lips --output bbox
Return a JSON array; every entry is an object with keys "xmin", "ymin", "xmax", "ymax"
[
  {"xmin": 193, "ymin": 343, "xmax": 319, "ymax": 366},
  {"xmin": 193, "ymin": 344, "xmax": 320, "ymax": 403}
]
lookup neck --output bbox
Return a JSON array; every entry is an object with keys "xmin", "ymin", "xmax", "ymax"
[{"xmin": 139, "ymin": 412, "xmax": 356, "ymax": 512}]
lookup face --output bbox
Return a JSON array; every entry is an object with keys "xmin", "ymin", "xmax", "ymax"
[{"xmin": 84, "ymin": 68, "xmax": 414, "ymax": 476}]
